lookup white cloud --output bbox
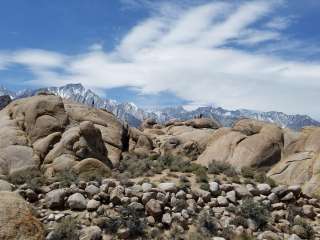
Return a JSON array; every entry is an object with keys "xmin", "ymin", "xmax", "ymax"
[
  {"xmin": 266, "ymin": 16, "xmax": 294, "ymax": 30},
  {"xmin": 89, "ymin": 43, "xmax": 104, "ymax": 51},
  {"xmin": 10, "ymin": 49, "xmax": 66, "ymax": 69},
  {"xmin": 2, "ymin": 0, "xmax": 320, "ymax": 118}
]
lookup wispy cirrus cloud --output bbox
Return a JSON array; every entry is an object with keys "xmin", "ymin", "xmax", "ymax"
[{"xmin": 1, "ymin": 0, "xmax": 320, "ymax": 118}]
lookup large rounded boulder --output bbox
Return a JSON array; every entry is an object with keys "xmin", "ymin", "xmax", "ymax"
[
  {"xmin": 268, "ymin": 127, "xmax": 320, "ymax": 196},
  {"xmin": 64, "ymin": 101, "xmax": 128, "ymax": 166},
  {"xmin": 0, "ymin": 95, "xmax": 128, "ymax": 179},
  {"xmin": 197, "ymin": 119, "xmax": 284, "ymax": 169},
  {"xmin": 8, "ymin": 95, "xmax": 68, "ymax": 143}
]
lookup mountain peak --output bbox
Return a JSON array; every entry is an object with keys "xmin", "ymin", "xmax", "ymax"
[
  {"xmin": 62, "ymin": 83, "xmax": 85, "ymax": 90},
  {"xmin": 1, "ymin": 83, "xmax": 319, "ymax": 130}
]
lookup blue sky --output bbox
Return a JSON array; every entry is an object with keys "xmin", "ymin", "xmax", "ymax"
[{"xmin": 0, "ymin": 0, "xmax": 320, "ymax": 117}]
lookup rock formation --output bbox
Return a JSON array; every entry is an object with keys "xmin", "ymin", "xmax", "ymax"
[
  {"xmin": 268, "ymin": 126, "xmax": 320, "ymax": 196},
  {"xmin": 197, "ymin": 119, "xmax": 284, "ymax": 169},
  {"xmin": 1, "ymin": 95, "xmax": 320, "ymax": 239},
  {"xmin": 0, "ymin": 95, "xmax": 127, "ymax": 180}
]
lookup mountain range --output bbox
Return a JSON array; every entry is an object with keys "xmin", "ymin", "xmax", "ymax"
[{"xmin": 0, "ymin": 83, "xmax": 319, "ymax": 130}]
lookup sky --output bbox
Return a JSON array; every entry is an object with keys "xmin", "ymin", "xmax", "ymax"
[{"xmin": 0, "ymin": 0, "xmax": 320, "ymax": 118}]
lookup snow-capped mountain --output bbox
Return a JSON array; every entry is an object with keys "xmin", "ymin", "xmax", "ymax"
[
  {"xmin": 0, "ymin": 95, "xmax": 11, "ymax": 110},
  {"xmin": 1, "ymin": 83, "xmax": 319, "ymax": 130},
  {"xmin": 15, "ymin": 84, "xmax": 150, "ymax": 127},
  {"xmin": 0, "ymin": 86, "xmax": 16, "ymax": 99},
  {"xmin": 153, "ymin": 106, "xmax": 320, "ymax": 130}
]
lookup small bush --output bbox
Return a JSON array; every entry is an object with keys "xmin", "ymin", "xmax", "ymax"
[
  {"xmin": 158, "ymin": 155, "xmax": 205, "ymax": 174},
  {"xmin": 123, "ymin": 209, "xmax": 146, "ymax": 238},
  {"xmin": 9, "ymin": 168, "xmax": 46, "ymax": 190},
  {"xmin": 50, "ymin": 217, "xmax": 79, "ymax": 240},
  {"xmin": 182, "ymin": 163, "xmax": 205, "ymax": 173},
  {"xmin": 79, "ymin": 166, "xmax": 111, "ymax": 182},
  {"xmin": 226, "ymin": 205, "xmax": 239, "ymax": 214},
  {"xmin": 200, "ymin": 182, "xmax": 210, "ymax": 191},
  {"xmin": 230, "ymin": 216, "xmax": 248, "ymax": 228},
  {"xmin": 287, "ymin": 205, "xmax": 302, "ymax": 225},
  {"xmin": 311, "ymin": 189, "xmax": 320, "ymax": 199},
  {"xmin": 240, "ymin": 198, "xmax": 269, "ymax": 229},
  {"xmin": 119, "ymin": 154, "xmax": 208, "ymax": 179},
  {"xmin": 179, "ymin": 176, "xmax": 191, "ymax": 192},
  {"xmin": 231, "ymin": 175, "xmax": 241, "ymax": 183},
  {"xmin": 166, "ymin": 224, "xmax": 185, "ymax": 240},
  {"xmin": 119, "ymin": 155, "xmax": 153, "ymax": 178},
  {"xmin": 220, "ymin": 227, "xmax": 234, "ymax": 239},
  {"xmin": 208, "ymin": 160, "xmax": 237, "ymax": 177},
  {"xmin": 104, "ymin": 217, "xmax": 122, "ymax": 234},
  {"xmin": 195, "ymin": 167, "xmax": 208, "ymax": 183},
  {"xmin": 119, "ymin": 172, "xmax": 134, "ymax": 187},
  {"xmin": 234, "ymin": 233, "xmax": 256, "ymax": 240},
  {"xmin": 197, "ymin": 210, "xmax": 219, "ymax": 236},
  {"xmin": 241, "ymin": 167, "xmax": 255, "ymax": 178},
  {"xmin": 294, "ymin": 218, "xmax": 315, "ymax": 239},
  {"xmin": 252, "ymin": 171, "xmax": 276, "ymax": 187},
  {"xmin": 103, "ymin": 207, "xmax": 146, "ymax": 238},
  {"xmin": 54, "ymin": 170, "xmax": 79, "ymax": 187},
  {"xmin": 188, "ymin": 232, "xmax": 207, "ymax": 240}
]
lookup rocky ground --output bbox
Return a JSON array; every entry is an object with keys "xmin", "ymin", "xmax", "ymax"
[
  {"xmin": 1, "ymin": 93, "xmax": 320, "ymax": 239},
  {"xmin": 1, "ymin": 167, "xmax": 320, "ymax": 240}
]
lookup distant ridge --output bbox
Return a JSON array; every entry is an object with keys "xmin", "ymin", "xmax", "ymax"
[{"xmin": 2, "ymin": 83, "xmax": 319, "ymax": 130}]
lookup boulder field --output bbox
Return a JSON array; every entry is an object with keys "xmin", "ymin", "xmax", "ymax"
[
  {"xmin": 0, "ymin": 94, "xmax": 320, "ymax": 196},
  {"xmin": 2, "ymin": 94, "xmax": 320, "ymax": 239}
]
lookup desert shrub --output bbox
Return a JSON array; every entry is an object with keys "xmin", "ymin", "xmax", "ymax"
[
  {"xmin": 253, "ymin": 171, "xmax": 277, "ymax": 187},
  {"xmin": 243, "ymin": 178, "xmax": 256, "ymax": 185},
  {"xmin": 231, "ymin": 175, "xmax": 241, "ymax": 183},
  {"xmin": 287, "ymin": 205, "xmax": 302, "ymax": 225},
  {"xmin": 178, "ymin": 176, "xmax": 191, "ymax": 192},
  {"xmin": 123, "ymin": 210, "xmax": 146, "ymax": 237},
  {"xmin": 240, "ymin": 198, "xmax": 269, "ymax": 229},
  {"xmin": 182, "ymin": 163, "xmax": 206, "ymax": 173},
  {"xmin": 104, "ymin": 207, "xmax": 146, "ymax": 238},
  {"xmin": 226, "ymin": 205, "xmax": 239, "ymax": 214},
  {"xmin": 293, "ymin": 218, "xmax": 315, "ymax": 239},
  {"xmin": 167, "ymin": 172, "xmax": 179, "ymax": 178},
  {"xmin": 151, "ymin": 161, "xmax": 164, "ymax": 174},
  {"xmin": 119, "ymin": 172, "xmax": 134, "ymax": 187},
  {"xmin": 188, "ymin": 232, "xmax": 207, "ymax": 240},
  {"xmin": 311, "ymin": 190, "xmax": 320, "ymax": 200},
  {"xmin": 234, "ymin": 233, "xmax": 256, "ymax": 240},
  {"xmin": 197, "ymin": 210, "xmax": 219, "ymax": 236},
  {"xmin": 241, "ymin": 167, "xmax": 256, "ymax": 178},
  {"xmin": 230, "ymin": 216, "xmax": 248, "ymax": 228},
  {"xmin": 220, "ymin": 227, "xmax": 234, "ymax": 239},
  {"xmin": 9, "ymin": 168, "xmax": 46, "ymax": 190},
  {"xmin": 50, "ymin": 216, "xmax": 79, "ymax": 240},
  {"xmin": 104, "ymin": 217, "xmax": 122, "ymax": 234},
  {"xmin": 158, "ymin": 155, "xmax": 204, "ymax": 174},
  {"xmin": 119, "ymin": 156, "xmax": 152, "ymax": 178},
  {"xmin": 200, "ymin": 182, "xmax": 210, "ymax": 191},
  {"xmin": 195, "ymin": 167, "xmax": 208, "ymax": 183},
  {"xmin": 120, "ymin": 154, "xmax": 207, "ymax": 178},
  {"xmin": 208, "ymin": 160, "xmax": 237, "ymax": 177},
  {"xmin": 166, "ymin": 224, "xmax": 185, "ymax": 240},
  {"xmin": 79, "ymin": 167, "xmax": 111, "ymax": 182},
  {"xmin": 54, "ymin": 170, "xmax": 79, "ymax": 187}
]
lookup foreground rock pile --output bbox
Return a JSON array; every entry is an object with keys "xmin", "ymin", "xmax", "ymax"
[{"xmin": 1, "ymin": 172, "xmax": 320, "ymax": 240}]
